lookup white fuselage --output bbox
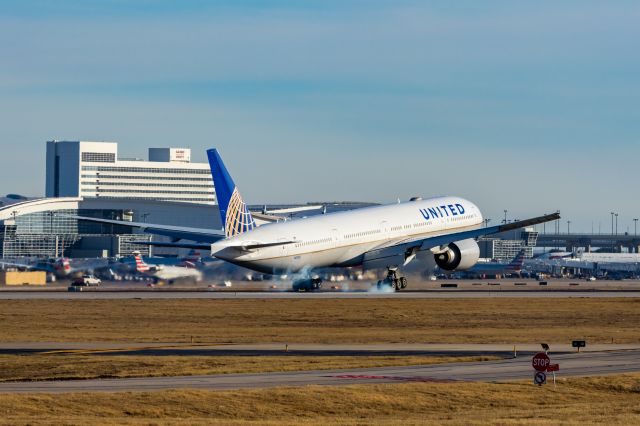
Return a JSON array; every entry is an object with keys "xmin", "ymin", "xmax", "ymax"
[
  {"xmin": 210, "ymin": 196, "xmax": 484, "ymax": 274},
  {"xmin": 152, "ymin": 265, "xmax": 202, "ymax": 282}
]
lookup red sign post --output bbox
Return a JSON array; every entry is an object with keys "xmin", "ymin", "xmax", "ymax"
[{"xmin": 532, "ymin": 352, "xmax": 551, "ymax": 372}]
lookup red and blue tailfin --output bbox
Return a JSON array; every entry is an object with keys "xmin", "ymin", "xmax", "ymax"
[{"xmin": 507, "ymin": 250, "xmax": 526, "ymax": 271}]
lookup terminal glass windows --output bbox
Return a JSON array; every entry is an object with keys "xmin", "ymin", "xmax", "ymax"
[
  {"xmin": 81, "ymin": 174, "xmax": 213, "ymax": 182},
  {"xmin": 82, "ymin": 152, "xmax": 116, "ymax": 163},
  {"xmin": 10, "ymin": 209, "xmax": 138, "ymax": 235},
  {"xmin": 82, "ymin": 166, "xmax": 210, "ymax": 175}
]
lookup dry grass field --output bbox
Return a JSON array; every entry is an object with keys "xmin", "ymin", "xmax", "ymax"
[
  {"xmin": 1, "ymin": 374, "xmax": 638, "ymax": 425},
  {"xmin": 0, "ymin": 354, "xmax": 496, "ymax": 382},
  {"xmin": 0, "ymin": 298, "xmax": 638, "ymax": 344}
]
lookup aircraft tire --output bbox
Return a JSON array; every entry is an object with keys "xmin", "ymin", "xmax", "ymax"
[{"xmin": 399, "ymin": 277, "xmax": 408, "ymax": 289}]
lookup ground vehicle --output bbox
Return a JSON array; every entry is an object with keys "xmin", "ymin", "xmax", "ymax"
[{"xmin": 72, "ymin": 274, "xmax": 102, "ymax": 286}]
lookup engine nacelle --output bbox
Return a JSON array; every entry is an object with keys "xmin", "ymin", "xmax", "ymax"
[{"xmin": 434, "ymin": 239, "xmax": 480, "ymax": 271}]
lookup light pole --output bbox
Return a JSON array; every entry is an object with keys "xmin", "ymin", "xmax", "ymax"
[
  {"xmin": 634, "ymin": 218, "xmax": 638, "ymax": 236},
  {"xmin": 611, "ymin": 212, "xmax": 615, "ymax": 235},
  {"xmin": 615, "ymin": 213, "xmax": 619, "ymax": 235},
  {"xmin": 567, "ymin": 220, "xmax": 571, "ymax": 235},
  {"xmin": 503, "ymin": 210, "xmax": 508, "ymax": 224},
  {"xmin": 484, "ymin": 218, "xmax": 491, "ymax": 228}
]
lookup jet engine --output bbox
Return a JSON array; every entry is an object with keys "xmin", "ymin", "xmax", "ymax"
[{"xmin": 434, "ymin": 239, "xmax": 480, "ymax": 271}]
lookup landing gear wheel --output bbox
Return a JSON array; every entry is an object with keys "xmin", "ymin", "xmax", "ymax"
[
  {"xmin": 391, "ymin": 279, "xmax": 399, "ymax": 291},
  {"xmin": 399, "ymin": 277, "xmax": 408, "ymax": 289}
]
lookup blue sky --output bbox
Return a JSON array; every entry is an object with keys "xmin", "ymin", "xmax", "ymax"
[{"xmin": 0, "ymin": 1, "xmax": 638, "ymax": 232}]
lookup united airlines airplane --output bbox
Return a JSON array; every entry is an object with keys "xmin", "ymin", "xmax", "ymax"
[{"xmin": 73, "ymin": 149, "xmax": 560, "ymax": 291}]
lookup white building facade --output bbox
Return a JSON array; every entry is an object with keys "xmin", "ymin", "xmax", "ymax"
[{"xmin": 46, "ymin": 141, "xmax": 216, "ymax": 205}]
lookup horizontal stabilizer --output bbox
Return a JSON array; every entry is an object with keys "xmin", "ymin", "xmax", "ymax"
[
  {"xmin": 250, "ymin": 212, "xmax": 284, "ymax": 223},
  {"xmin": 262, "ymin": 205, "xmax": 323, "ymax": 215},
  {"xmin": 131, "ymin": 241, "xmax": 213, "ymax": 250},
  {"xmin": 62, "ymin": 214, "xmax": 225, "ymax": 243}
]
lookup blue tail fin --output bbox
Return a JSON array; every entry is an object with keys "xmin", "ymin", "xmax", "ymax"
[{"xmin": 207, "ymin": 149, "xmax": 256, "ymax": 238}]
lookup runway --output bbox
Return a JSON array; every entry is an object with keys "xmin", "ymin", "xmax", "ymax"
[
  {"xmin": 1, "ymin": 290, "xmax": 640, "ymax": 299},
  {"xmin": 0, "ymin": 349, "xmax": 637, "ymax": 393}
]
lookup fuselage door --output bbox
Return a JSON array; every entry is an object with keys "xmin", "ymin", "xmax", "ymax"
[
  {"xmin": 278, "ymin": 237, "xmax": 291, "ymax": 255},
  {"xmin": 331, "ymin": 228, "xmax": 340, "ymax": 247},
  {"xmin": 380, "ymin": 220, "xmax": 388, "ymax": 234}
]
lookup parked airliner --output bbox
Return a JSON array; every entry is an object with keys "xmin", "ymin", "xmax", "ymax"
[
  {"xmin": 131, "ymin": 252, "xmax": 202, "ymax": 284},
  {"xmin": 73, "ymin": 149, "xmax": 560, "ymax": 291},
  {"xmin": 1, "ymin": 257, "xmax": 73, "ymax": 278}
]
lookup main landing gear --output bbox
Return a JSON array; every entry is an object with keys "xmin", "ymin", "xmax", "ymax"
[
  {"xmin": 376, "ymin": 268, "xmax": 407, "ymax": 292},
  {"xmin": 292, "ymin": 277, "xmax": 323, "ymax": 292}
]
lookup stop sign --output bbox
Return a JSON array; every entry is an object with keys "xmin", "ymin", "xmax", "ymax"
[{"xmin": 532, "ymin": 352, "xmax": 551, "ymax": 372}]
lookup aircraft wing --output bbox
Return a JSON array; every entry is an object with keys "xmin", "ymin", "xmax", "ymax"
[
  {"xmin": 416, "ymin": 212, "xmax": 560, "ymax": 251},
  {"xmin": 66, "ymin": 215, "xmax": 225, "ymax": 243},
  {"xmin": 362, "ymin": 212, "xmax": 560, "ymax": 268},
  {"xmin": 0, "ymin": 261, "xmax": 41, "ymax": 271}
]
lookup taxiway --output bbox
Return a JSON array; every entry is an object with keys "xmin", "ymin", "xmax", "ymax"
[{"xmin": 0, "ymin": 349, "xmax": 637, "ymax": 393}]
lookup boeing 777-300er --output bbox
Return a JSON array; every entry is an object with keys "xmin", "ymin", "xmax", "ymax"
[{"xmin": 72, "ymin": 149, "xmax": 560, "ymax": 291}]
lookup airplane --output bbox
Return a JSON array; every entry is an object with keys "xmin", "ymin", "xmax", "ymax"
[
  {"xmin": 534, "ymin": 251, "xmax": 574, "ymax": 260},
  {"xmin": 0, "ymin": 257, "xmax": 73, "ymax": 279},
  {"xmin": 457, "ymin": 249, "xmax": 526, "ymax": 278},
  {"xmin": 119, "ymin": 252, "xmax": 203, "ymax": 284},
  {"xmin": 71, "ymin": 148, "xmax": 561, "ymax": 291}
]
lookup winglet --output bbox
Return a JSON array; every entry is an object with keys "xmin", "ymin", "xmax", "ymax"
[{"xmin": 207, "ymin": 149, "xmax": 256, "ymax": 238}]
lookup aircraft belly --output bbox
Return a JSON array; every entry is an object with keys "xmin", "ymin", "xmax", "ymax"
[{"xmin": 236, "ymin": 246, "xmax": 358, "ymax": 274}]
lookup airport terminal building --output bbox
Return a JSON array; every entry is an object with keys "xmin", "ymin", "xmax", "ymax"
[
  {"xmin": 1, "ymin": 141, "xmax": 221, "ymax": 259},
  {"xmin": 0, "ymin": 196, "xmax": 220, "ymax": 259},
  {"xmin": 46, "ymin": 141, "xmax": 216, "ymax": 204},
  {"xmin": 478, "ymin": 228, "xmax": 540, "ymax": 262}
]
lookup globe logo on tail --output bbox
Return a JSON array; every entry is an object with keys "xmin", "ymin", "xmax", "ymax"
[{"xmin": 225, "ymin": 188, "xmax": 256, "ymax": 237}]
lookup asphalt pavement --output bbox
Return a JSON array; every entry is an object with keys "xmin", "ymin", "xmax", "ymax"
[
  {"xmin": 1, "ymin": 290, "xmax": 640, "ymax": 299},
  {"xmin": 1, "ymin": 342, "xmax": 638, "ymax": 357},
  {"xmin": 0, "ymin": 348, "xmax": 638, "ymax": 393}
]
